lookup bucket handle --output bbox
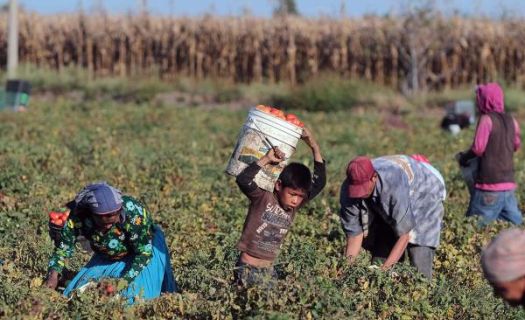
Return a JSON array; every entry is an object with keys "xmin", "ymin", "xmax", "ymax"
[
  {"xmin": 249, "ymin": 119, "xmax": 289, "ymax": 160},
  {"xmin": 249, "ymin": 119, "xmax": 275, "ymax": 148}
]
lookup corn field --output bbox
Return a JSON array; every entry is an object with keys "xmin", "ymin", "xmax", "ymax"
[{"xmin": 1, "ymin": 12, "xmax": 525, "ymax": 90}]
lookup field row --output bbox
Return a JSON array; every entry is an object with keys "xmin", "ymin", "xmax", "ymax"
[{"xmin": 0, "ymin": 95, "xmax": 524, "ymax": 318}]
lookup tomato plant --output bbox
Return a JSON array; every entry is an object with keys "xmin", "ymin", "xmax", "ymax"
[{"xmin": 0, "ymin": 82, "xmax": 524, "ymax": 319}]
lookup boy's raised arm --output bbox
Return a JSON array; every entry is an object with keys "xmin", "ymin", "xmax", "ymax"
[
  {"xmin": 236, "ymin": 147, "xmax": 285, "ymax": 199},
  {"xmin": 301, "ymin": 127, "xmax": 326, "ymax": 199},
  {"xmin": 301, "ymin": 127, "xmax": 323, "ymax": 163}
]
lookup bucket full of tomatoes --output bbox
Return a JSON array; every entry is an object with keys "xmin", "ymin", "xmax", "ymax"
[
  {"xmin": 48, "ymin": 210, "xmax": 69, "ymax": 246},
  {"xmin": 226, "ymin": 105, "xmax": 304, "ymax": 191}
]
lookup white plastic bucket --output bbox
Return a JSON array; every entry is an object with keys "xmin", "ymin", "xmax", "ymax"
[{"xmin": 226, "ymin": 107, "xmax": 303, "ymax": 191}]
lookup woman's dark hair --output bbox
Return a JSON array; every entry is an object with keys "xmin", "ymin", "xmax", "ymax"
[{"xmin": 278, "ymin": 162, "xmax": 312, "ymax": 191}]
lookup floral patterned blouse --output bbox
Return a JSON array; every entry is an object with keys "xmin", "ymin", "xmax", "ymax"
[{"xmin": 48, "ymin": 195, "xmax": 154, "ymax": 283}]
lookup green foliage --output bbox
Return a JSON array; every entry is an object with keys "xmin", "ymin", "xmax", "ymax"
[
  {"xmin": 0, "ymin": 78, "xmax": 525, "ymax": 319},
  {"xmin": 1, "ymin": 65, "xmax": 248, "ymax": 105},
  {"xmin": 408, "ymin": 85, "xmax": 525, "ymax": 112},
  {"xmin": 7, "ymin": 65, "xmax": 525, "ymax": 113},
  {"xmin": 271, "ymin": 74, "xmax": 404, "ymax": 111}
]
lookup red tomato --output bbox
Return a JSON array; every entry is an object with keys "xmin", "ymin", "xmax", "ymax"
[
  {"xmin": 51, "ymin": 218, "xmax": 61, "ymax": 225},
  {"xmin": 256, "ymin": 105, "xmax": 271, "ymax": 113},
  {"xmin": 105, "ymin": 284, "xmax": 115, "ymax": 295},
  {"xmin": 49, "ymin": 212, "xmax": 60, "ymax": 220},
  {"xmin": 290, "ymin": 119, "xmax": 305, "ymax": 127},
  {"xmin": 270, "ymin": 108, "xmax": 285, "ymax": 118},
  {"xmin": 285, "ymin": 114, "xmax": 298, "ymax": 121}
]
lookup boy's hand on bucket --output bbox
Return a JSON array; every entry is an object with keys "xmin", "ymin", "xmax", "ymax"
[
  {"xmin": 258, "ymin": 147, "xmax": 285, "ymax": 166},
  {"xmin": 301, "ymin": 127, "xmax": 323, "ymax": 162},
  {"xmin": 301, "ymin": 127, "xmax": 319, "ymax": 151}
]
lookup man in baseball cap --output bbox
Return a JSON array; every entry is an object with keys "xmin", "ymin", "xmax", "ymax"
[
  {"xmin": 339, "ymin": 155, "xmax": 446, "ymax": 279},
  {"xmin": 346, "ymin": 156, "xmax": 377, "ymax": 198}
]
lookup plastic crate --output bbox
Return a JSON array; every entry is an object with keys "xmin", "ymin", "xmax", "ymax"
[
  {"xmin": 0, "ymin": 89, "xmax": 5, "ymax": 109},
  {"xmin": 5, "ymin": 80, "xmax": 31, "ymax": 110}
]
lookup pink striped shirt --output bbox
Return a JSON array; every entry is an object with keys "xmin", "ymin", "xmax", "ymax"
[{"xmin": 472, "ymin": 114, "xmax": 520, "ymax": 191}]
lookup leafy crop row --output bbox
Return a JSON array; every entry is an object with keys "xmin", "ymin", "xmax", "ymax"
[{"xmin": 0, "ymin": 96, "xmax": 523, "ymax": 319}]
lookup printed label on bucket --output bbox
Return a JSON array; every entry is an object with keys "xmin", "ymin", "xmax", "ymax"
[
  {"xmin": 238, "ymin": 145, "xmax": 269, "ymax": 165},
  {"xmin": 237, "ymin": 140, "xmax": 283, "ymax": 180},
  {"xmin": 226, "ymin": 111, "xmax": 299, "ymax": 192}
]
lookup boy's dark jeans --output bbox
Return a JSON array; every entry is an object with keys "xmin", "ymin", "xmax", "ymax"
[
  {"xmin": 234, "ymin": 258, "xmax": 276, "ymax": 288},
  {"xmin": 363, "ymin": 219, "xmax": 435, "ymax": 279}
]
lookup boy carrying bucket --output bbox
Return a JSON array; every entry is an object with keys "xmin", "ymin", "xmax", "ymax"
[{"xmin": 234, "ymin": 127, "xmax": 326, "ymax": 287}]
